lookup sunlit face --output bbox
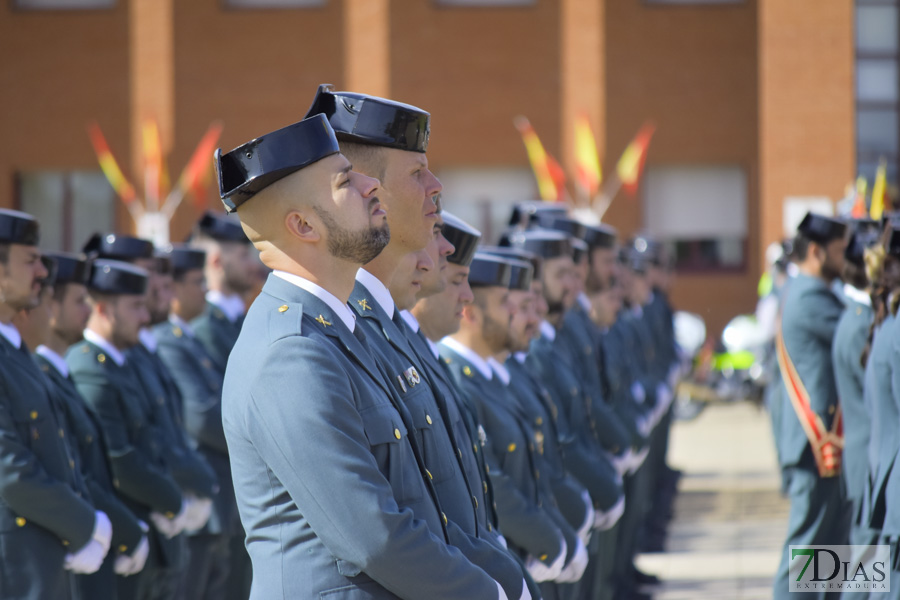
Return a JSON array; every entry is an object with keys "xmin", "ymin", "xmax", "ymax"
[
  {"xmin": 506, "ymin": 288, "xmax": 539, "ymax": 353},
  {"xmin": 390, "ymin": 249, "xmax": 432, "ymax": 311},
  {"xmin": 313, "ymin": 154, "xmax": 390, "ymax": 265},
  {"xmin": 541, "ymin": 255, "xmax": 577, "ymax": 316},
  {"xmin": 413, "ymin": 263, "xmax": 472, "ymax": 339},
  {"xmin": 589, "ymin": 246, "xmax": 617, "ymax": 290},
  {"xmin": 590, "ymin": 285, "xmax": 622, "ymax": 328},
  {"xmin": 0, "ymin": 244, "xmax": 48, "ymax": 314},
  {"xmin": 477, "ymin": 286, "xmax": 514, "ymax": 355},
  {"xmin": 52, "ymin": 283, "xmax": 91, "ymax": 346},
  {"xmin": 109, "ymin": 294, "xmax": 150, "ymax": 349},
  {"xmin": 822, "ymin": 236, "xmax": 848, "ymax": 282},
  {"xmin": 379, "ymin": 148, "xmax": 441, "ymax": 252},
  {"xmin": 174, "ymin": 269, "xmax": 208, "ymax": 322},
  {"xmin": 416, "ymin": 217, "xmax": 455, "ymax": 299},
  {"xmin": 16, "ymin": 285, "xmax": 53, "ymax": 347}
]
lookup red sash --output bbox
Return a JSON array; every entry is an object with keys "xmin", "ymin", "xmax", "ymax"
[{"xmin": 776, "ymin": 331, "xmax": 843, "ymax": 477}]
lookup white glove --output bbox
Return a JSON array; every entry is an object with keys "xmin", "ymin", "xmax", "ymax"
[
  {"xmin": 150, "ymin": 500, "xmax": 187, "ymax": 539},
  {"xmin": 519, "ymin": 578, "xmax": 532, "ymax": 600},
  {"xmin": 64, "ymin": 539, "xmax": 106, "ymax": 574},
  {"xmin": 91, "ymin": 510, "xmax": 112, "ymax": 555},
  {"xmin": 610, "ymin": 449, "xmax": 632, "ymax": 478},
  {"xmin": 631, "ymin": 381, "xmax": 646, "ymax": 404},
  {"xmin": 577, "ymin": 490, "xmax": 595, "ymax": 546},
  {"xmin": 555, "ymin": 537, "xmax": 588, "ymax": 583},
  {"xmin": 114, "ymin": 533, "xmax": 150, "ymax": 576},
  {"xmin": 594, "ymin": 494, "xmax": 626, "ymax": 530},
  {"xmin": 525, "ymin": 536, "xmax": 566, "ymax": 582},
  {"xmin": 182, "ymin": 494, "xmax": 213, "ymax": 532}
]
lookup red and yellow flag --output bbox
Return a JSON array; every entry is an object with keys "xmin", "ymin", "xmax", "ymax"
[
  {"xmin": 616, "ymin": 121, "xmax": 656, "ymax": 197},
  {"xmin": 87, "ymin": 122, "xmax": 137, "ymax": 205},
  {"xmin": 173, "ymin": 122, "xmax": 224, "ymax": 209},
  {"xmin": 515, "ymin": 116, "xmax": 566, "ymax": 202},
  {"xmin": 870, "ymin": 160, "xmax": 888, "ymax": 220},
  {"xmin": 574, "ymin": 114, "xmax": 602, "ymax": 197}
]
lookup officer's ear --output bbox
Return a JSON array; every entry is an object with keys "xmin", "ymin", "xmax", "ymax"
[
  {"xmin": 284, "ymin": 209, "xmax": 320, "ymax": 244},
  {"xmin": 460, "ymin": 302, "xmax": 480, "ymax": 325}
]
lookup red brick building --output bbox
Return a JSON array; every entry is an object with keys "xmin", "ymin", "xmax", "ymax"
[{"xmin": 1, "ymin": 0, "xmax": 870, "ymax": 336}]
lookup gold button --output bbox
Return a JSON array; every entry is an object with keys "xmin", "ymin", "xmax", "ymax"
[
  {"xmin": 58, "ymin": 429, "xmax": 64, "ymax": 438},
  {"xmin": 173, "ymin": 327, "xmax": 183, "ymax": 338},
  {"xmin": 463, "ymin": 366, "xmax": 473, "ymax": 377},
  {"xmin": 97, "ymin": 354, "xmax": 106, "ymax": 364},
  {"xmin": 442, "ymin": 512, "xmax": 448, "ymax": 525},
  {"xmin": 828, "ymin": 405, "xmax": 835, "ymax": 415},
  {"xmin": 484, "ymin": 481, "xmax": 488, "ymax": 493},
  {"xmin": 69, "ymin": 459, "xmax": 75, "ymax": 469},
  {"xmin": 62, "ymin": 539, "xmax": 69, "ymax": 546},
  {"xmin": 425, "ymin": 414, "xmax": 433, "ymax": 425},
  {"xmin": 278, "ymin": 305, "xmax": 289, "ymax": 313},
  {"xmin": 118, "ymin": 544, "xmax": 128, "ymax": 553},
  {"xmin": 473, "ymin": 443, "xmax": 478, "ymax": 453},
  {"xmin": 444, "ymin": 357, "xmax": 452, "ymax": 364},
  {"xmin": 540, "ymin": 553, "xmax": 548, "ymax": 561},
  {"xmin": 507, "ymin": 443, "xmax": 516, "ymax": 453},
  {"xmin": 394, "ymin": 428, "xmax": 401, "ymax": 440},
  {"xmin": 165, "ymin": 511, "xmax": 175, "ymax": 519},
  {"xmin": 488, "ymin": 523, "xmax": 492, "ymax": 531},
  {"xmin": 426, "ymin": 469, "xmax": 433, "ymax": 480},
  {"xmin": 30, "ymin": 411, "xmax": 38, "ymax": 420},
  {"xmin": 485, "ymin": 465, "xmax": 490, "ymax": 474},
  {"xmin": 473, "ymin": 496, "xmax": 478, "ymax": 508},
  {"xmin": 536, "ymin": 417, "xmax": 543, "ymax": 426},
  {"xmin": 15, "ymin": 517, "xmax": 25, "ymax": 527}
]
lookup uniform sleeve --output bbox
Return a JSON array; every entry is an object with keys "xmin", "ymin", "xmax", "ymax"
[
  {"xmin": 0, "ymin": 381, "xmax": 96, "ymax": 549},
  {"xmin": 157, "ymin": 342, "xmax": 228, "ymax": 454},
  {"xmin": 74, "ymin": 373, "xmax": 183, "ymax": 515},
  {"xmin": 244, "ymin": 336, "xmax": 499, "ymax": 600},
  {"xmin": 85, "ymin": 477, "xmax": 144, "ymax": 552}
]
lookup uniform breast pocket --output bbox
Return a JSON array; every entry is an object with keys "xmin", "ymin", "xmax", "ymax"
[
  {"xmin": 405, "ymin": 390, "xmax": 456, "ymax": 485},
  {"xmin": 359, "ymin": 405, "xmax": 423, "ymax": 505},
  {"xmin": 10, "ymin": 406, "xmax": 55, "ymax": 454}
]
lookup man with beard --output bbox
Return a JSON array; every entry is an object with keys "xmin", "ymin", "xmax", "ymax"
[
  {"xmin": 772, "ymin": 212, "xmax": 850, "ymax": 600},
  {"xmin": 82, "ymin": 234, "xmax": 218, "ymax": 599},
  {"xmin": 219, "ymin": 114, "xmax": 510, "ymax": 599},
  {"xmin": 21, "ymin": 253, "xmax": 149, "ymax": 599},
  {"xmin": 188, "ymin": 212, "xmax": 258, "ymax": 374},
  {"xmin": 309, "ymin": 85, "xmax": 530, "ymax": 600},
  {"xmin": 152, "ymin": 245, "xmax": 240, "ymax": 600},
  {"xmin": 68, "ymin": 258, "xmax": 181, "ymax": 600},
  {"xmin": 0, "ymin": 210, "xmax": 113, "ymax": 599},
  {"xmin": 441, "ymin": 252, "xmax": 570, "ymax": 587}
]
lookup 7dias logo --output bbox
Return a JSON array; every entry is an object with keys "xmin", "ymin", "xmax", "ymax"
[{"xmin": 789, "ymin": 545, "xmax": 890, "ymax": 593}]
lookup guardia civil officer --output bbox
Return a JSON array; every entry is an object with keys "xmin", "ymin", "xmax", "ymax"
[
  {"xmin": 67, "ymin": 259, "xmax": 187, "ymax": 600},
  {"xmin": 832, "ymin": 219, "xmax": 879, "ymax": 552},
  {"xmin": 440, "ymin": 253, "xmax": 570, "ymax": 584},
  {"xmin": 188, "ymin": 212, "xmax": 257, "ymax": 374},
  {"xmin": 25, "ymin": 252, "xmax": 150, "ymax": 598},
  {"xmin": 307, "ymin": 84, "xmax": 530, "ymax": 600},
  {"xmin": 0, "ymin": 210, "xmax": 113, "ymax": 599},
  {"xmin": 151, "ymin": 245, "xmax": 241, "ymax": 600},
  {"xmin": 772, "ymin": 212, "xmax": 850, "ymax": 599},
  {"xmin": 218, "ymin": 113, "xmax": 511, "ymax": 599}
]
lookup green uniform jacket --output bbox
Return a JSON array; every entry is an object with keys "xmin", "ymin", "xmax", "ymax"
[
  {"xmin": 191, "ymin": 301, "xmax": 242, "ymax": 373},
  {"xmin": 0, "ymin": 336, "xmax": 96, "ymax": 599}
]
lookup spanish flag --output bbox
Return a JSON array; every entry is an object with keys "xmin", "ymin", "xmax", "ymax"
[
  {"xmin": 574, "ymin": 114, "xmax": 602, "ymax": 197},
  {"xmin": 87, "ymin": 122, "xmax": 137, "ymax": 206},
  {"xmin": 515, "ymin": 116, "xmax": 567, "ymax": 202},
  {"xmin": 870, "ymin": 160, "xmax": 887, "ymax": 220},
  {"xmin": 616, "ymin": 121, "xmax": 656, "ymax": 197},
  {"xmin": 174, "ymin": 122, "xmax": 223, "ymax": 209}
]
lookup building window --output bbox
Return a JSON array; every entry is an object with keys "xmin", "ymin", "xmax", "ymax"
[
  {"xmin": 222, "ymin": 0, "xmax": 324, "ymax": 8},
  {"xmin": 17, "ymin": 171, "xmax": 116, "ymax": 253},
  {"xmin": 642, "ymin": 165, "xmax": 748, "ymax": 273},
  {"xmin": 12, "ymin": 0, "xmax": 114, "ymax": 9},
  {"xmin": 856, "ymin": 0, "xmax": 900, "ymax": 184}
]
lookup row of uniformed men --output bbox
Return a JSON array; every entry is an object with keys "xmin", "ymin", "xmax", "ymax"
[
  {"xmin": 214, "ymin": 85, "xmax": 683, "ymax": 600},
  {"xmin": 766, "ymin": 212, "xmax": 900, "ymax": 599},
  {"xmin": 0, "ymin": 208, "xmax": 258, "ymax": 599}
]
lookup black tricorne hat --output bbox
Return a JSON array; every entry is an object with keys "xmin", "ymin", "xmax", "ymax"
[
  {"xmin": 571, "ymin": 238, "xmax": 589, "ymax": 264},
  {"xmin": 87, "ymin": 259, "xmax": 148, "ymax": 296},
  {"xmin": 582, "ymin": 224, "xmax": 617, "ymax": 250},
  {"xmin": 215, "ymin": 113, "xmax": 341, "ymax": 213},
  {"xmin": 508, "ymin": 202, "xmax": 568, "ymax": 228},
  {"xmin": 192, "ymin": 211, "xmax": 248, "ymax": 244},
  {"xmin": 305, "ymin": 84, "xmax": 430, "ymax": 153},
  {"xmin": 501, "ymin": 229, "xmax": 572, "ymax": 260},
  {"xmin": 161, "ymin": 245, "xmax": 206, "ymax": 276},
  {"xmin": 845, "ymin": 219, "xmax": 881, "ymax": 266},
  {"xmin": 797, "ymin": 212, "xmax": 847, "ymax": 245},
  {"xmin": 83, "ymin": 233, "xmax": 154, "ymax": 262},
  {"xmin": 503, "ymin": 258, "xmax": 534, "ymax": 292},
  {"xmin": 480, "ymin": 246, "xmax": 543, "ymax": 281},
  {"xmin": 468, "ymin": 253, "xmax": 513, "ymax": 288},
  {"xmin": 0, "ymin": 209, "xmax": 40, "ymax": 246},
  {"xmin": 43, "ymin": 252, "xmax": 90, "ymax": 286},
  {"xmin": 442, "ymin": 212, "xmax": 481, "ymax": 267},
  {"xmin": 40, "ymin": 255, "xmax": 58, "ymax": 288}
]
